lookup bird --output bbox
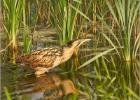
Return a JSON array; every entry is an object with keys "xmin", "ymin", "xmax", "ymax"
[{"xmin": 16, "ymin": 39, "xmax": 91, "ymax": 76}]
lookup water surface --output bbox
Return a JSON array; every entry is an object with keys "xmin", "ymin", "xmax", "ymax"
[{"xmin": 1, "ymin": 60, "xmax": 140, "ymax": 100}]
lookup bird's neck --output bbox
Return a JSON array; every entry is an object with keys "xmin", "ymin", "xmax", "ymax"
[{"xmin": 61, "ymin": 47, "xmax": 75, "ymax": 62}]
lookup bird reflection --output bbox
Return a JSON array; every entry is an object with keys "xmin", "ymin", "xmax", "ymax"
[{"xmin": 16, "ymin": 73, "xmax": 76, "ymax": 100}]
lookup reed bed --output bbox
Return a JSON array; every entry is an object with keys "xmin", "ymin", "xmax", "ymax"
[
  {"xmin": 1, "ymin": 0, "xmax": 140, "ymax": 99},
  {"xmin": 1, "ymin": 0, "xmax": 140, "ymax": 62}
]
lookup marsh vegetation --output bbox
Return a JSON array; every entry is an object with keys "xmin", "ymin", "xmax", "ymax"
[{"xmin": 0, "ymin": 0, "xmax": 140, "ymax": 99}]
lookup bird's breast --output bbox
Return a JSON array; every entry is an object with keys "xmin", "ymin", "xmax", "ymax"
[
  {"xmin": 60, "ymin": 51, "xmax": 73, "ymax": 63},
  {"xmin": 52, "ymin": 53, "xmax": 72, "ymax": 68},
  {"xmin": 52, "ymin": 57, "xmax": 61, "ymax": 68},
  {"xmin": 51, "ymin": 48, "xmax": 73, "ymax": 68}
]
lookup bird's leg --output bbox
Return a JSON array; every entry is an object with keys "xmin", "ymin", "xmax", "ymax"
[
  {"xmin": 72, "ymin": 48, "xmax": 80, "ymax": 70},
  {"xmin": 73, "ymin": 55, "xmax": 80, "ymax": 71},
  {"xmin": 35, "ymin": 67, "xmax": 48, "ymax": 77},
  {"xmin": 73, "ymin": 48, "xmax": 79, "ymax": 57}
]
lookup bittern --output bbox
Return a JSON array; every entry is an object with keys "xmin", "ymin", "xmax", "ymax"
[{"xmin": 16, "ymin": 39, "xmax": 90, "ymax": 75}]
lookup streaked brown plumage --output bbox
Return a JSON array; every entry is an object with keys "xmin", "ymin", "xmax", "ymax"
[{"xmin": 16, "ymin": 39, "xmax": 90, "ymax": 76}]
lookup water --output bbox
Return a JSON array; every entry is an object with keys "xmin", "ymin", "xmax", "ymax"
[
  {"xmin": 1, "ymin": 64, "xmax": 79, "ymax": 100},
  {"xmin": 1, "ymin": 59, "xmax": 140, "ymax": 100},
  {"xmin": 1, "ymin": 29, "xmax": 140, "ymax": 99}
]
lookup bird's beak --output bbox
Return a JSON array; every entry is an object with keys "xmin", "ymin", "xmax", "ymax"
[
  {"xmin": 73, "ymin": 39, "xmax": 91, "ymax": 56},
  {"xmin": 77, "ymin": 39, "xmax": 91, "ymax": 47}
]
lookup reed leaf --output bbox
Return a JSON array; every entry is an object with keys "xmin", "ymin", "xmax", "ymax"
[
  {"xmin": 4, "ymin": 86, "xmax": 11, "ymax": 100},
  {"xmin": 106, "ymin": 0, "xmax": 140, "ymax": 61},
  {"xmin": 78, "ymin": 48, "xmax": 116, "ymax": 69},
  {"xmin": 2, "ymin": 0, "xmax": 24, "ymax": 62}
]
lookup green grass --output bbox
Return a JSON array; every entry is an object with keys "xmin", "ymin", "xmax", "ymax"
[
  {"xmin": 2, "ymin": 0, "xmax": 24, "ymax": 63},
  {"xmin": 1, "ymin": 0, "xmax": 140, "ymax": 99},
  {"xmin": 106, "ymin": 0, "xmax": 140, "ymax": 61},
  {"xmin": 4, "ymin": 86, "xmax": 11, "ymax": 100},
  {"xmin": 2, "ymin": 0, "xmax": 139, "ymax": 61},
  {"xmin": 50, "ymin": 0, "xmax": 81, "ymax": 44}
]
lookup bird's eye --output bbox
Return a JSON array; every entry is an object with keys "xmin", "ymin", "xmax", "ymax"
[{"xmin": 66, "ymin": 41, "xmax": 73, "ymax": 47}]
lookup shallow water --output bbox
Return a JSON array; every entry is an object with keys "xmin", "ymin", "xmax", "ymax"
[
  {"xmin": 1, "ymin": 59, "xmax": 140, "ymax": 100},
  {"xmin": 1, "ymin": 64, "xmax": 79, "ymax": 100}
]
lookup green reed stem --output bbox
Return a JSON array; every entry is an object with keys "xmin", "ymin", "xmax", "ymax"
[{"xmin": 2, "ymin": 0, "xmax": 24, "ymax": 63}]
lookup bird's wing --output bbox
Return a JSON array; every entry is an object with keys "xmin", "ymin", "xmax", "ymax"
[{"xmin": 16, "ymin": 47, "xmax": 63, "ymax": 68}]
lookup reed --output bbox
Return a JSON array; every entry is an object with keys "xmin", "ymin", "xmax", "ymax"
[
  {"xmin": 2, "ymin": 0, "xmax": 24, "ymax": 63},
  {"xmin": 50, "ymin": 0, "xmax": 81, "ymax": 44},
  {"xmin": 1, "ymin": 0, "xmax": 140, "ymax": 99},
  {"xmin": 106, "ymin": 0, "xmax": 140, "ymax": 61},
  {"xmin": 21, "ymin": 0, "xmax": 32, "ymax": 54},
  {"xmin": 4, "ymin": 86, "xmax": 11, "ymax": 100}
]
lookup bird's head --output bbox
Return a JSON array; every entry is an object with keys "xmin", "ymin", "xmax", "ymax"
[{"xmin": 63, "ymin": 39, "xmax": 91, "ymax": 55}]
